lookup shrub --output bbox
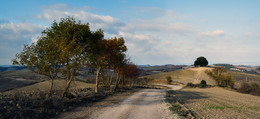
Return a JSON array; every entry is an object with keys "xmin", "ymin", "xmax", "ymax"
[
  {"xmin": 186, "ymin": 82, "xmax": 209, "ymax": 88},
  {"xmin": 200, "ymin": 80, "xmax": 207, "ymax": 88},
  {"xmin": 186, "ymin": 83, "xmax": 196, "ymax": 87},
  {"xmin": 166, "ymin": 76, "xmax": 172, "ymax": 84},
  {"xmin": 238, "ymin": 82, "xmax": 260, "ymax": 96},
  {"xmin": 250, "ymin": 83, "xmax": 260, "ymax": 95}
]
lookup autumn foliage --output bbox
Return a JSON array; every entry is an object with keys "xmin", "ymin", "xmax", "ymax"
[{"xmin": 205, "ymin": 67, "xmax": 235, "ymax": 88}]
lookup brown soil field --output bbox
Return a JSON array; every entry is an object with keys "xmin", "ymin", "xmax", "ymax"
[{"xmin": 172, "ymin": 87, "xmax": 260, "ymax": 118}]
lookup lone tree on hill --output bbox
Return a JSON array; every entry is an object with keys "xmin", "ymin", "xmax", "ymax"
[{"xmin": 194, "ymin": 56, "xmax": 208, "ymax": 67}]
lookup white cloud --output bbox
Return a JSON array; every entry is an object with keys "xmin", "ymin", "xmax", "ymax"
[
  {"xmin": 0, "ymin": 22, "xmax": 44, "ymax": 41},
  {"xmin": 245, "ymin": 32, "xmax": 260, "ymax": 37},
  {"xmin": 118, "ymin": 32, "xmax": 159, "ymax": 55},
  {"xmin": 0, "ymin": 22, "xmax": 45, "ymax": 64},
  {"xmin": 121, "ymin": 20, "xmax": 196, "ymax": 35},
  {"xmin": 36, "ymin": 4, "xmax": 124, "ymax": 34},
  {"xmin": 198, "ymin": 30, "xmax": 225, "ymax": 38}
]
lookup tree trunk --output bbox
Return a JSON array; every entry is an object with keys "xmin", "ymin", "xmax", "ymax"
[
  {"xmin": 49, "ymin": 78, "xmax": 54, "ymax": 95},
  {"xmin": 100, "ymin": 71, "xmax": 105, "ymax": 86},
  {"xmin": 109, "ymin": 71, "xmax": 115, "ymax": 86},
  {"xmin": 62, "ymin": 74, "xmax": 74, "ymax": 97},
  {"xmin": 113, "ymin": 71, "xmax": 120, "ymax": 92},
  {"xmin": 107, "ymin": 69, "xmax": 110, "ymax": 86},
  {"xmin": 95, "ymin": 67, "xmax": 101, "ymax": 93}
]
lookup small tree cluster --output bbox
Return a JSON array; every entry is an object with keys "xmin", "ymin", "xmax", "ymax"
[
  {"xmin": 205, "ymin": 67, "xmax": 235, "ymax": 88},
  {"xmin": 120, "ymin": 62, "xmax": 142, "ymax": 87},
  {"xmin": 238, "ymin": 82, "xmax": 260, "ymax": 96},
  {"xmin": 13, "ymin": 17, "xmax": 140, "ymax": 96}
]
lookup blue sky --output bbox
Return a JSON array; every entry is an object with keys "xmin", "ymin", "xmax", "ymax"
[{"xmin": 1, "ymin": 0, "xmax": 260, "ymax": 65}]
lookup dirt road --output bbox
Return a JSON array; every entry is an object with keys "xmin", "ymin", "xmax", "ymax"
[{"xmin": 56, "ymin": 85, "xmax": 182, "ymax": 119}]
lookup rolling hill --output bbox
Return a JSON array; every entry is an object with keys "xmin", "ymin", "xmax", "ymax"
[
  {"xmin": 143, "ymin": 67, "xmax": 260, "ymax": 88},
  {"xmin": 143, "ymin": 67, "xmax": 217, "ymax": 85}
]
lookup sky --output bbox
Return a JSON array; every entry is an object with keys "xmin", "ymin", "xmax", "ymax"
[{"xmin": 0, "ymin": 0, "xmax": 260, "ymax": 65}]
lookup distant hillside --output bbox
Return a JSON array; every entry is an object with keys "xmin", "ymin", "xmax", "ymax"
[
  {"xmin": 138, "ymin": 64, "xmax": 186, "ymax": 76},
  {"xmin": 214, "ymin": 64, "xmax": 260, "ymax": 75},
  {"xmin": 0, "ymin": 65, "xmax": 27, "ymax": 72},
  {"xmin": 142, "ymin": 67, "xmax": 216, "ymax": 85},
  {"xmin": 0, "ymin": 70, "xmax": 48, "ymax": 92},
  {"xmin": 228, "ymin": 70, "xmax": 260, "ymax": 87}
]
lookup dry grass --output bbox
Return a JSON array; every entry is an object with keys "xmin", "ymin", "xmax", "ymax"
[{"xmin": 171, "ymin": 87, "xmax": 260, "ymax": 118}]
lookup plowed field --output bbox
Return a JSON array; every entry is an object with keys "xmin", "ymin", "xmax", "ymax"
[{"xmin": 172, "ymin": 87, "xmax": 260, "ymax": 118}]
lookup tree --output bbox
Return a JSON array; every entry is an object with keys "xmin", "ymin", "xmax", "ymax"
[
  {"xmin": 13, "ymin": 36, "xmax": 61, "ymax": 95},
  {"xmin": 121, "ymin": 62, "xmax": 141, "ymax": 87},
  {"xmin": 51, "ymin": 17, "xmax": 93, "ymax": 96},
  {"xmin": 85, "ymin": 29, "xmax": 105, "ymax": 93},
  {"xmin": 194, "ymin": 56, "xmax": 208, "ymax": 67},
  {"xmin": 103, "ymin": 37, "xmax": 127, "ymax": 90}
]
